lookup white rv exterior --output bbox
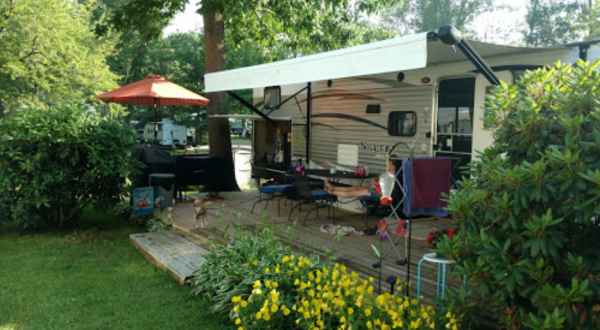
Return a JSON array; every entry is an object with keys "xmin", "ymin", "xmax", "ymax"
[
  {"xmin": 205, "ymin": 31, "xmax": 600, "ymax": 210},
  {"xmin": 143, "ymin": 118, "xmax": 188, "ymax": 147}
]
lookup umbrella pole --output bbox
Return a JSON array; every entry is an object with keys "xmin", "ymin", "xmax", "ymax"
[{"xmin": 153, "ymin": 100, "xmax": 158, "ymax": 146}]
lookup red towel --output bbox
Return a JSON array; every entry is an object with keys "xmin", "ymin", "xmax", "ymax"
[{"xmin": 412, "ymin": 158, "xmax": 451, "ymax": 208}]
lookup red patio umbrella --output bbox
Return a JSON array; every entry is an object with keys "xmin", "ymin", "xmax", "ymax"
[{"xmin": 95, "ymin": 75, "xmax": 209, "ymax": 144}]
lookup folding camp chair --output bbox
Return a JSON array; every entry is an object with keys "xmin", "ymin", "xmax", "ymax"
[
  {"xmin": 251, "ymin": 183, "xmax": 295, "ymax": 216},
  {"xmin": 288, "ymin": 169, "xmax": 337, "ymax": 226}
]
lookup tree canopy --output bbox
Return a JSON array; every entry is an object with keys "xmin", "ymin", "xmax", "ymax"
[
  {"xmin": 381, "ymin": 0, "xmax": 493, "ymax": 37},
  {"xmin": 0, "ymin": 0, "xmax": 119, "ymax": 116},
  {"xmin": 523, "ymin": 0, "xmax": 600, "ymax": 46}
]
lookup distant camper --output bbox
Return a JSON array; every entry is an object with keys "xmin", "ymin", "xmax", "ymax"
[{"xmin": 143, "ymin": 118, "xmax": 188, "ymax": 148}]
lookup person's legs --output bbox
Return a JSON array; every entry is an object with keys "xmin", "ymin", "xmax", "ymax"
[{"xmin": 324, "ymin": 180, "xmax": 369, "ymax": 198}]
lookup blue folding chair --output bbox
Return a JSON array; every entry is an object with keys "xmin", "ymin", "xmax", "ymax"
[{"xmin": 251, "ymin": 183, "xmax": 295, "ymax": 216}]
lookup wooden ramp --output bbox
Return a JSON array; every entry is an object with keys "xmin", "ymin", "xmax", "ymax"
[{"xmin": 130, "ymin": 230, "xmax": 210, "ymax": 284}]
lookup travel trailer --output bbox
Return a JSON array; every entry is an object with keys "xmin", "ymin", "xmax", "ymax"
[
  {"xmin": 205, "ymin": 26, "xmax": 600, "ymax": 193},
  {"xmin": 143, "ymin": 118, "xmax": 189, "ymax": 147}
]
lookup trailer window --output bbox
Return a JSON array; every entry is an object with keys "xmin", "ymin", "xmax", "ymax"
[
  {"xmin": 388, "ymin": 111, "xmax": 417, "ymax": 136},
  {"xmin": 264, "ymin": 86, "xmax": 281, "ymax": 110}
]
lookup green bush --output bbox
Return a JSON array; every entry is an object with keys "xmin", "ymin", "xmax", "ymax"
[
  {"xmin": 190, "ymin": 217, "xmax": 319, "ymax": 316},
  {"xmin": 440, "ymin": 60, "xmax": 600, "ymax": 329},
  {"xmin": 191, "ymin": 217, "xmax": 462, "ymax": 329},
  {"xmin": 0, "ymin": 106, "xmax": 140, "ymax": 229}
]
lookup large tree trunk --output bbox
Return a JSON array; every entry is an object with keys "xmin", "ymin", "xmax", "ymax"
[{"xmin": 203, "ymin": 5, "xmax": 239, "ymax": 191}]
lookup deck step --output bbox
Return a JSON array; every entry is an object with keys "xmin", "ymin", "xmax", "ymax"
[{"xmin": 130, "ymin": 230, "xmax": 210, "ymax": 284}]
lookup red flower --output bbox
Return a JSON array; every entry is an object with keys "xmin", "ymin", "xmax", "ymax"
[{"xmin": 448, "ymin": 230, "xmax": 454, "ymax": 238}]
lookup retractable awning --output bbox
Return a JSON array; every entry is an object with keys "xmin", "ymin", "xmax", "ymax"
[
  {"xmin": 204, "ymin": 32, "xmax": 573, "ymax": 93},
  {"xmin": 205, "ymin": 33, "xmax": 429, "ymax": 93}
]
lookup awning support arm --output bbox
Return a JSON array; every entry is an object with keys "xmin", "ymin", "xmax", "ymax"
[
  {"xmin": 266, "ymin": 85, "xmax": 309, "ymax": 116},
  {"xmin": 226, "ymin": 90, "xmax": 280, "ymax": 128},
  {"xmin": 434, "ymin": 26, "xmax": 501, "ymax": 86},
  {"xmin": 306, "ymin": 82, "xmax": 312, "ymax": 166}
]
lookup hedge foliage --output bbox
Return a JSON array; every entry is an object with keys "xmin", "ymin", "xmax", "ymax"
[
  {"xmin": 0, "ymin": 106, "xmax": 140, "ymax": 228},
  {"xmin": 440, "ymin": 60, "xmax": 600, "ymax": 329}
]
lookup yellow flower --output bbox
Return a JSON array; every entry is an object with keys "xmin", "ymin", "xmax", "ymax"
[
  {"xmin": 283, "ymin": 256, "xmax": 289, "ymax": 262},
  {"xmin": 290, "ymin": 255, "xmax": 295, "ymax": 260},
  {"xmin": 304, "ymin": 312, "xmax": 310, "ymax": 319},
  {"xmin": 240, "ymin": 300, "xmax": 247, "ymax": 308},
  {"xmin": 264, "ymin": 313, "xmax": 271, "ymax": 321},
  {"xmin": 296, "ymin": 319, "xmax": 301, "ymax": 325},
  {"xmin": 235, "ymin": 319, "xmax": 241, "ymax": 325},
  {"xmin": 365, "ymin": 309, "xmax": 371, "ymax": 316},
  {"xmin": 266, "ymin": 280, "xmax": 271, "ymax": 288},
  {"xmin": 256, "ymin": 312, "xmax": 262, "ymax": 319},
  {"xmin": 410, "ymin": 321, "xmax": 419, "ymax": 329},
  {"xmin": 233, "ymin": 305, "xmax": 240, "ymax": 313},
  {"xmin": 254, "ymin": 280, "xmax": 261, "ymax": 288},
  {"xmin": 252, "ymin": 260, "xmax": 258, "ymax": 265},
  {"xmin": 452, "ymin": 325, "xmax": 457, "ymax": 330},
  {"xmin": 231, "ymin": 296, "xmax": 240, "ymax": 303},
  {"xmin": 450, "ymin": 318, "xmax": 456, "ymax": 324},
  {"xmin": 340, "ymin": 316, "xmax": 346, "ymax": 323},
  {"xmin": 366, "ymin": 321, "xmax": 373, "ymax": 329},
  {"xmin": 265, "ymin": 267, "xmax": 270, "ymax": 273},
  {"xmin": 283, "ymin": 308, "xmax": 290, "ymax": 316},
  {"xmin": 238, "ymin": 327, "xmax": 244, "ymax": 330},
  {"xmin": 348, "ymin": 307, "xmax": 354, "ymax": 315},
  {"xmin": 271, "ymin": 304, "xmax": 278, "ymax": 313},
  {"xmin": 294, "ymin": 279, "xmax": 300, "ymax": 286},
  {"xmin": 369, "ymin": 277, "xmax": 374, "ymax": 282}
]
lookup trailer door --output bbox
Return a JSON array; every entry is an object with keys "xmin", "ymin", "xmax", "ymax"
[
  {"xmin": 471, "ymin": 71, "xmax": 515, "ymax": 157},
  {"xmin": 434, "ymin": 77, "xmax": 475, "ymax": 183}
]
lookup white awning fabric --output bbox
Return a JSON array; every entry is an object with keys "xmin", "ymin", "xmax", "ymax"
[
  {"xmin": 204, "ymin": 32, "xmax": 573, "ymax": 93},
  {"xmin": 204, "ymin": 33, "xmax": 429, "ymax": 93}
]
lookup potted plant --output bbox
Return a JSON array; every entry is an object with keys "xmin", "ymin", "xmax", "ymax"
[{"xmin": 426, "ymin": 228, "xmax": 454, "ymax": 258}]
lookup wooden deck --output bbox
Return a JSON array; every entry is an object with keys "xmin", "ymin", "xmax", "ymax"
[{"xmin": 168, "ymin": 191, "xmax": 463, "ymax": 304}]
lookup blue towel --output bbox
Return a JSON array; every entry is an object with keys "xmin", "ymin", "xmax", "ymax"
[{"xmin": 403, "ymin": 159, "xmax": 448, "ymax": 217}]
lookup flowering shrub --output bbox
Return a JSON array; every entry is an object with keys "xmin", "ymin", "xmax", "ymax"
[
  {"xmin": 231, "ymin": 257, "xmax": 461, "ymax": 330},
  {"xmin": 441, "ymin": 61, "xmax": 600, "ymax": 329},
  {"xmin": 426, "ymin": 229, "xmax": 454, "ymax": 248},
  {"xmin": 190, "ymin": 218, "xmax": 328, "ymax": 315}
]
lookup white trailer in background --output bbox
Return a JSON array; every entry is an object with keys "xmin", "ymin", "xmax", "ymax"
[
  {"xmin": 206, "ymin": 26, "xmax": 600, "ymax": 209},
  {"xmin": 143, "ymin": 118, "xmax": 189, "ymax": 147}
]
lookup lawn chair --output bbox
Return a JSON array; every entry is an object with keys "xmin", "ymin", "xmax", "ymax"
[
  {"xmin": 251, "ymin": 182, "xmax": 295, "ymax": 216},
  {"xmin": 288, "ymin": 169, "xmax": 337, "ymax": 226}
]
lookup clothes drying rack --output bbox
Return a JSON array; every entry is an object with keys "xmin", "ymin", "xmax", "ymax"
[{"xmin": 372, "ymin": 142, "xmax": 445, "ymax": 294}]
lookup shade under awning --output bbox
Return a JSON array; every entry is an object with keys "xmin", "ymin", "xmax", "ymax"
[{"xmin": 209, "ymin": 114, "xmax": 292, "ymax": 121}]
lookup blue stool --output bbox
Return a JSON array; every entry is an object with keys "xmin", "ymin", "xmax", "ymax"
[
  {"xmin": 251, "ymin": 183, "xmax": 295, "ymax": 216},
  {"xmin": 417, "ymin": 253, "xmax": 465, "ymax": 302}
]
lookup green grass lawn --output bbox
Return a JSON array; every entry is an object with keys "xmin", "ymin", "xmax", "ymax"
[{"xmin": 0, "ymin": 212, "xmax": 233, "ymax": 330}]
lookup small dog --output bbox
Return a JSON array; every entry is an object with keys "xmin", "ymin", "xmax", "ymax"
[{"xmin": 193, "ymin": 197, "xmax": 212, "ymax": 229}]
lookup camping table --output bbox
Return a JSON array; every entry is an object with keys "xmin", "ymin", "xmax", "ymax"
[{"xmin": 305, "ymin": 169, "xmax": 379, "ymax": 184}]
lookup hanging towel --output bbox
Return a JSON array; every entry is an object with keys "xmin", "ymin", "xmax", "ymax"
[
  {"xmin": 403, "ymin": 159, "xmax": 448, "ymax": 217},
  {"xmin": 412, "ymin": 158, "xmax": 451, "ymax": 208}
]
